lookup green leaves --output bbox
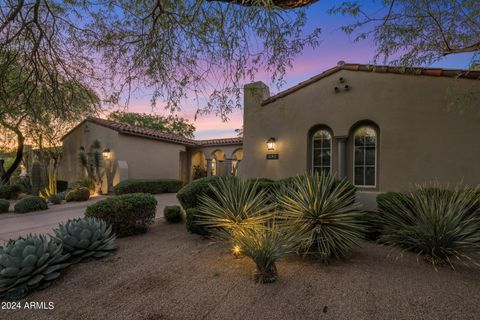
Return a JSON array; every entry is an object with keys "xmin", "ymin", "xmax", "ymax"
[
  {"xmin": 378, "ymin": 187, "xmax": 480, "ymax": 267},
  {"xmin": 197, "ymin": 177, "xmax": 274, "ymax": 238},
  {"xmin": 107, "ymin": 111, "xmax": 196, "ymax": 138},
  {"xmin": 276, "ymin": 174, "xmax": 365, "ymax": 262}
]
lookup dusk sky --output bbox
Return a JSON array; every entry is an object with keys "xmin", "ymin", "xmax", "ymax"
[{"xmin": 124, "ymin": 1, "xmax": 476, "ymax": 140}]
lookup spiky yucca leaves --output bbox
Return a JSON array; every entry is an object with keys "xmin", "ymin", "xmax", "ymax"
[
  {"xmin": 0, "ymin": 234, "xmax": 70, "ymax": 300},
  {"xmin": 197, "ymin": 177, "xmax": 274, "ymax": 240},
  {"xmin": 235, "ymin": 222, "xmax": 301, "ymax": 283},
  {"xmin": 276, "ymin": 174, "xmax": 365, "ymax": 262},
  {"xmin": 378, "ymin": 187, "xmax": 480, "ymax": 267},
  {"xmin": 53, "ymin": 217, "xmax": 118, "ymax": 264}
]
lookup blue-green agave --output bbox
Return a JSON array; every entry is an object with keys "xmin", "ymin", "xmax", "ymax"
[
  {"xmin": 0, "ymin": 234, "xmax": 70, "ymax": 300},
  {"xmin": 53, "ymin": 217, "xmax": 118, "ymax": 264}
]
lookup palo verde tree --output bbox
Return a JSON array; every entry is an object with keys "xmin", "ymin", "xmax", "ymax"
[
  {"xmin": 107, "ymin": 112, "xmax": 196, "ymax": 138},
  {"xmin": 0, "ymin": 55, "xmax": 99, "ymax": 184},
  {"xmin": 0, "ymin": 0, "xmax": 321, "ymax": 121},
  {"xmin": 329, "ymin": 1, "xmax": 480, "ymax": 66}
]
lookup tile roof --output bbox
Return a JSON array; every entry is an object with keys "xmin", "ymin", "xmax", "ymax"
[
  {"xmin": 62, "ymin": 117, "xmax": 243, "ymax": 147},
  {"xmin": 262, "ymin": 61, "xmax": 480, "ymax": 106}
]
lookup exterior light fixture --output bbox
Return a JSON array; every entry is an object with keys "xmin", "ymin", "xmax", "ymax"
[
  {"xmin": 102, "ymin": 148, "xmax": 111, "ymax": 159},
  {"xmin": 232, "ymin": 245, "xmax": 241, "ymax": 258},
  {"xmin": 267, "ymin": 137, "xmax": 276, "ymax": 151}
]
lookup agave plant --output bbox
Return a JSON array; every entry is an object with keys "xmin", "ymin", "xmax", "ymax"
[
  {"xmin": 0, "ymin": 234, "xmax": 70, "ymax": 300},
  {"xmin": 53, "ymin": 217, "xmax": 118, "ymax": 264},
  {"xmin": 276, "ymin": 174, "xmax": 365, "ymax": 262},
  {"xmin": 378, "ymin": 187, "xmax": 480, "ymax": 267},
  {"xmin": 197, "ymin": 177, "xmax": 274, "ymax": 240},
  {"xmin": 234, "ymin": 222, "xmax": 301, "ymax": 283}
]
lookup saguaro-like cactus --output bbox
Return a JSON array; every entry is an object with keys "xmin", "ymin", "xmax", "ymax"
[{"xmin": 30, "ymin": 161, "xmax": 42, "ymax": 196}]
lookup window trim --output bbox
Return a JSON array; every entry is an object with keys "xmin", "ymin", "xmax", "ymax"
[
  {"xmin": 311, "ymin": 129, "xmax": 333, "ymax": 175},
  {"xmin": 352, "ymin": 126, "xmax": 377, "ymax": 188}
]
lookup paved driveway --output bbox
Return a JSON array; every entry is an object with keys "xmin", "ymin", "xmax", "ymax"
[{"xmin": 0, "ymin": 193, "xmax": 180, "ymax": 243}]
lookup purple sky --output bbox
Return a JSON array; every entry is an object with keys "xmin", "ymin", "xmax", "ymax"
[{"xmin": 124, "ymin": 1, "xmax": 476, "ymax": 139}]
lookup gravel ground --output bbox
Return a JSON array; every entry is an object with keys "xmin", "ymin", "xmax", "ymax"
[{"xmin": 2, "ymin": 221, "xmax": 480, "ymax": 320}]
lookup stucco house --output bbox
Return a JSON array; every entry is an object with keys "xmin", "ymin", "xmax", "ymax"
[
  {"xmin": 59, "ymin": 62, "xmax": 479, "ymax": 210},
  {"xmin": 57, "ymin": 117, "xmax": 243, "ymax": 193},
  {"xmin": 240, "ymin": 62, "xmax": 480, "ymax": 209}
]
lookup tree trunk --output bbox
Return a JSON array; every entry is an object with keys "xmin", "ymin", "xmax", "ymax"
[{"xmin": 0, "ymin": 122, "xmax": 25, "ymax": 184}]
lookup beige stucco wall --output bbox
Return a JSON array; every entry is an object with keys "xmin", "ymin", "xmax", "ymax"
[
  {"xmin": 241, "ymin": 71, "xmax": 480, "ymax": 208},
  {"xmin": 117, "ymin": 134, "xmax": 186, "ymax": 181},
  {"xmin": 58, "ymin": 122, "xmax": 120, "ymax": 190}
]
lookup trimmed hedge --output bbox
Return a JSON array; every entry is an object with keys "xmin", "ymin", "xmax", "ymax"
[
  {"xmin": 164, "ymin": 205, "xmax": 183, "ymax": 223},
  {"xmin": 66, "ymin": 187, "xmax": 90, "ymax": 202},
  {"xmin": 48, "ymin": 194, "xmax": 63, "ymax": 205},
  {"xmin": 0, "ymin": 184, "xmax": 21, "ymax": 200},
  {"xmin": 185, "ymin": 208, "xmax": 209, "ymax": 236},
  {"xmin": 114, "ymin": 179, "xmax": 184, "ymax": 195},
  {"xmin": 177, "ymin": 176, "xmax": 236, "ymax": 210},
  {"xmin": 0, "ymin": 199, "xmax": 9, "ymax": 213},
  {"xmin": 14, "ymin": 196, "xmax": 48, "ymax": 213},
  {"xmin": 85, "ymin": 193, "xmax": 157, "ymax": 237}
]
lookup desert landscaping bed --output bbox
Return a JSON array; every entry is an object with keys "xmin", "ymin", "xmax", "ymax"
[{"xmin": 3, "ymin": 221, "xmax": 480, "ymax": 320}]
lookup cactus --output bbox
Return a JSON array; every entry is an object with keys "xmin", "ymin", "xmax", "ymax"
[
  {"xmin": 0, "ymin": 234, "xmax": 70, "ymax": 300},
  {"xmin": 30, "ymin": 161, "xmax": 42, "ymax": 196},
  {"xmin": 53, "ymin": 217, "xmax": 118, "ymax": 264}
]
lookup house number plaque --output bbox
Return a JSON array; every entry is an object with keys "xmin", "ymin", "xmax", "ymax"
[{"xmin": 266, "ymin": 154, "xmax": 279, "ymax": 160}]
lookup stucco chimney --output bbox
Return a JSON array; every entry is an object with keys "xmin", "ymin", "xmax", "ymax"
[{"xmin": 244, "ymin": 81, "xmax": 270, "ymax": 110}]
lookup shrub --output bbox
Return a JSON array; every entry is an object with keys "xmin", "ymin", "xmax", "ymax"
[
  {"xmin": 185, "ymin": 208, "xmax": 209, "ymax": 236},
  {"xmin": 114, "ymin": 179, "xmax": 184, "ymax": 195},
  {"xmin": 53, "ymin": 217, "xmax": 118, "ymax": 264},
  {"xmin": 56, "ymin": 180, "xmax": 69, "ymax": 192},
  {"xmin": 48, "ymin": 194, "xmax": 63, "ymax": 205},
  {"xmin": 0, "ymin": 199, "xmax": 9, "ymax": 213},
  {"xmin": 378, "ymin": 187, "xmax": 480, "ymax": 267},
  {"xmin": 197, "ymin": 177, "xmax": 273, "ymax": 240},
  {"xmin": 192, "ymin": 165, "xmax": 207, "ymax": 180},
  {"xmin": 0, "ymin": 234, "xmax": 70, "ymax": 300},
  {"xmin": 14, "ymin": 196, "xmax": 48, "ymax": 213},
  {"xmin": 276, "ymin": 174, "xmax": 364, "ymax": 263},
  {"xmin": 65, "ymin": 187, "xmax": 90, "ymax": 202},
  {"xmin": 85, "ymin": 193, "xmax": 157, "ymax": 237},
  {"xmin": 177, "ymin": 176, "xmax": 235, "ymax": 210},
  {"xmin": 74, "ymin": 177, "xmax": 96, "ymax": 195},
  {"xmin": 235, "ymin": 222, "xmax": 301, "ymax": 283},
  {"xmin": 0, "ymin": 184, "xmax": 21, "ymax": 200},
  {"xmin": 358, "ymin": 212, "xmax": 382, "ymax": 241},
  {"xmin": 164, "ymin": 205, "xmax": 183, "ymax": 223},
  {"xmin": 377, "ymin": 192, "xmax": 410, "ymax": 211}
]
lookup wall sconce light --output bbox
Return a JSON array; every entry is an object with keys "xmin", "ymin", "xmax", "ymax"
[
  {"xmin": 102, "ymin": 148, "xmax": 111, "ymax": 159},
  {"xmin": 266, "ymin": 137, "xmax": 276, "ymax": 151}
]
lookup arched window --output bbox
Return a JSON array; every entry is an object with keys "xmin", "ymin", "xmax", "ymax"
[
  {"xmin": 211, "ymin": 158, "xmax": 217, "ymax": 176},
  {"xmin": 312, "ymin": 130, "xmax": 332, "ymax": 175},
  {"xmin": 353, "ymin": 126, "xmax": 377, "ymax": 187}
]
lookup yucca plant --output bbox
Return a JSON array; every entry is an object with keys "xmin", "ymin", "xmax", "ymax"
[
  {"xmin": 52, "ymin": 217, "xmax": 118, "ymax": 264},
  {"xmin": 0, "ymin": 234, "xmax": 70, "ymax": 300},
  {"xmin": 378, "ymin": 187, "xmax": 480, "ymax": 267},
  {"xmin": 234, "ymin": 222, "xmax": 302, "ymax": 283},
  {"xmin": 276, "ymin": 174, "xmax": 365, "ymax": 262},
  {"xmin": 197, "ymin": 177, "xmax": 275, "ymax": 241}
]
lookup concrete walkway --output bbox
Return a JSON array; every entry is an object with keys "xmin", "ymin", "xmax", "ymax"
[{"xmin": 0, "ymin": 193, "xmax": 180, "ymax": 243}]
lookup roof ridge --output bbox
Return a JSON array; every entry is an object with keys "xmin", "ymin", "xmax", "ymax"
[
  {"xmin": 261, "ymin": 62, "xmax": 480, "ymax": 106},
  {"xmin": 63, "ymin": 117, "xmax": 243, "ymax": 147}
]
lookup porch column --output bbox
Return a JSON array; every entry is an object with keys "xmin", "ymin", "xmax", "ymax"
[
  {"xmin": 206, "ymin": 158, "xmax": 212, "ymax": 177},
  {"xmin": 336, "ymin": 136, "xmax": 347, "ymax": 179},
  {"xmin": 225, "ymin": 158, "xmax": 233, "ymax": 176}
]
